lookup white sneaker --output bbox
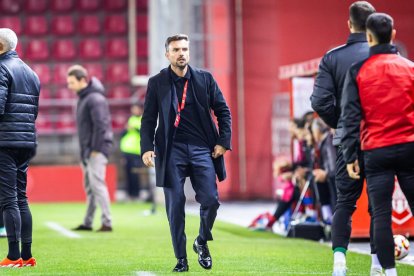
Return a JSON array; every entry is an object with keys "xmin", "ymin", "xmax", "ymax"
[
  {"xmin": 0, "ymin": 227, "xmax": 6, "ymax": 238},
  {"xmin": 370, "ymin": 267, "xmax": 384, "ymax": 276},
  {"xmin": 332, "ymin": 262, "xmax": 347, "ymax": 276}
]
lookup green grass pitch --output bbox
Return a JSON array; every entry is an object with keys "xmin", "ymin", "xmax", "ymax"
[{"xmin": 0, "ymin": 202, "xmax": 413, "ymax": 275}]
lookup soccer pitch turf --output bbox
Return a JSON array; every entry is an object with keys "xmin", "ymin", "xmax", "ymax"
[{"xmin": 1, "ymin": 203, "xmax": 413, "ymax": 275}]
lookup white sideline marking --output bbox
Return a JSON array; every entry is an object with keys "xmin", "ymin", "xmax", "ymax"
[
  {"xmin": 134, "ymin": 272, "xmax": 156, "ymax": 276},
  {"xmin": 45, "ymin": 222, "xmax": 81, "ymax": 238}
]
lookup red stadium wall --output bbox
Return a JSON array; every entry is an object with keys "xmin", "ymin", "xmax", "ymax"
[
  {"xmin": 233, "ymin": 0, "xmax": 414, "ymax": 199},
  {"xmin": 27, "ymin": 165, "xmax": 117, "ymax": 202}
]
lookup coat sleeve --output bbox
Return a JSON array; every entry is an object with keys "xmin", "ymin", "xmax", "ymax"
[
  {"xmin": 89, "ymin": 95, "xmax": 112, "ymax": 153},
  {"xmin": 340, "ymin": 66, "xmax": 361, "ymax": 164},
  {"xmin": 0, "ymin": 66, "xmax": 10, "ymax": 115},
  {"xmin": 209, "ymin": 73, "xmax": 232, "ymax": 150},
  {"xmin": 140, "ymin": 78, "xmax": 158, "ymax": 154},
  {"xmin": 310, "ymin": 54, "xmax": 339, "ymax": 128}
]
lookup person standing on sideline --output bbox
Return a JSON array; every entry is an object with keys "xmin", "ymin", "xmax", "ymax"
[
  {"xmin": 342, "ymin": 13, "xmax": 414, "ymax": 276},
  {"xmin": 141, "ymin": 34, "xmax": 231, "ymax": 272},
  {"xmin": 0, "ymin": 28, "xmax": 39, "ymax": 268},
  {"xmin": 120, "ymin": 102, "xmax": 144, "ymax": 200},
  {"xmin": 67, "ymin": 65, "xmax": 114, "ymax": 232},
  {"xmin": 309, "ymin": 2, "xmax": 378, "ymax": 275}
]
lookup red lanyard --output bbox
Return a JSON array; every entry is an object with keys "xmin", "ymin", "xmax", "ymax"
[{"xmin": 174, "ymin": 80, "xmax": 189, "ymax": 127}]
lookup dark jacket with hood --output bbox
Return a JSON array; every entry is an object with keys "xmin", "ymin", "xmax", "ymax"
[
  {"xmin": 140, "ymin": 65, "xmax": 232, "ymax": 187},
  {"xmin": 76, "ymin": 77, "xmax": 113, "ymax": 160},
  {"xmin": 0, "ymin": 50, "xmax": 40, "ymax": 149}
]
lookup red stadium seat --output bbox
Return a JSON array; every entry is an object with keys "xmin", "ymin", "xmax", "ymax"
[
  {"xmin": 79, "ymin": 39, "xmax": 102, "ymax": 60},
  {"xmin": 51, "ymin": 0, "xmax": 74, "ymax": 12},
  {"xmin": 136, "ymin": 62, "xmax": 148, "ymax": 75},
  {"xmin": 106, "ymin": 63, "xmax": 130, "ymax": 83},
  {"xmin": 108, "ymin": 85, "xmax": 131, "ymax": 99},
  {"xmin": 136, "ymin": 38, "xmax": 148, "ymax": 58},
  {"xmin": 25, "ymin": 16, "xmax": 48, "ymax": 36},
  {"xmin": 53, "ymin": 64, "xmax": 72, "ymax": 84},
  {"xmin": 53, "ymin": 40, "xmax": 76, "ymax": 60},
  {"xmin": 136, "ymin": 15, "xmax": 148, "ymax": 34},
  {"xmin": 26, "ymin": 40, "xmax": 49, "ymax": 61},
  {"xmin": 0, "ymin": 17, "xmax": 22, "ymax": 35},
  {"xmin": 39, "ymin": 87, "xmax": 52, "ymax": 100},
  {"xmin": 55, "ymin": 88, "xmax": 76, "ymax": 99},
  {"xmin": 25, "ymin": 0, "xmax": 48, "ymax": 13},
  {"xmin": 36, "ymin": 112, "xmax": 54, "ymax": 134},
  {"xmin": 84, "ymin": 63, "xmax": 104, "ymax": 80},
  {"xmin": 104, "ymin": 15, "xmax": 127, "ymax": 34},
  {"xmin": 15, "ymin": 43, "xmax": 24, "ymax": 59},
  {"xmin": 78, "ymin": 16, "xmax": 101, "ymax": 35},
  {"xmin": 111, "ymin": 111, "xmax": 129, "ymax": 131},
  {"xmin": 136, "ymin": 0, "xmax": 148, "ymax": 11},
  {"xmin": 77, "ymin": 0, "xmax": 100, "ymax": 11},
  {"xmin": 104, "ymin": 0, "xmax": 126, "ymax": 11},
  {"xmin": 0, "ymin": 0, "xmax": 21, "ymax": 14},
  {"xmin": 105, "ymin": 39, "xmax": 128, "ymax": 59},
  {"xmin": 31, "ymin": 64, "xmax": 51, "ymax": 85},
  {"xmin": 52, "ymin": 16, "xmax": 75, "ymax": 36},
  {"xmin": 55, "ymin": 111, "xmax": 76, "ymax": 133}
]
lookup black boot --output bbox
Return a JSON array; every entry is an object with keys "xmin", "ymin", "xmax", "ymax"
[
  {"xmin": 193, "ymin": 238, "xmax": 212, "ymax": 269},
  {"xmin": 172, "ymin": 258, "xmax": 188, "ymax": 272}
]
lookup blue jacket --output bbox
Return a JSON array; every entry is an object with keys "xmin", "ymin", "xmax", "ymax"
[
  {"xmin": 141, "ymin": 65, "xmax": 232, "ymax": 187},
  {"xmin": 310, "ymin": 33, "xmax": 369, "ymax": 146},
  {"xmin": 0, "ymin": 51, "xmax": 40, "ymax": 149}
]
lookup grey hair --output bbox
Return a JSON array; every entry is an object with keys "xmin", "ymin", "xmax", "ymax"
[{"xmin": 0, "ymin": 28, "xmax": 18, "ymax": 51}]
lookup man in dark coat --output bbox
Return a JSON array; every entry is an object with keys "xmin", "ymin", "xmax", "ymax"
[
  {"xmin": 310, "ymin": 2, "xmax": 378, "ymax": 275},
  {"xmin": 342, "ymin": 13, "xmax": 414, "ymax": 275},
  {"xmin": 141, "ymin": 34, "xmax": 231, "ymax": 272},
  {"xmin": 67, "ymin": 65, "xmax": 114, "ymax": 232},
  {"xmin": 0, "ymin": 28, "xmax": 40, "ymax": 267}
]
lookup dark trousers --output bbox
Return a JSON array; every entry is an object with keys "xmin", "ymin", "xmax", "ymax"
[
  {"xmin": 364, "ymin": 142, "xmax": 414, "ymax": 269},
  {"xmin": 273, "ymin": 186, "xmax": 300, "ymax": 219},
  {"xmin": 163, "ymin": 142, "xmax": 220, "ymax": 259},
  {"xmin": 0, "ymin": 148, "xmax": 35, "ymax": 245},
  {"xmin": 123, "ymin": 153, "xmax": 143, "ymax": 198},
  {"xmin": 331, "ymin": 146, "xmax": 375, "ymax": 251}
]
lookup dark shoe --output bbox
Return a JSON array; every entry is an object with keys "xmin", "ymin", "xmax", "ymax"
[
  {"xmin": 72, "ymin": 224, "xmax": 92, "ymax": 231},
  {"xmin": 96, "ymin": 225, "xmax": 113, "ymax": 232},
  {"xmin": 172, "ymin": 258, "xmax": 188, "ymax": 272},
  {"xmin": 193, "ymin": 238, "xmax": 212, "ymax": 269}
]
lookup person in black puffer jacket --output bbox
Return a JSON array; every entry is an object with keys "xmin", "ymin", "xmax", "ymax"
[{"xmin": 0, "ymin": 28, "xmax": 40, "ymax": 268}]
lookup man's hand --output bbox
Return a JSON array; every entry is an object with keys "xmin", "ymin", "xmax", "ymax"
[
  {"xmin": 90, "ymin": 151, "xmax": 100, "ymax": 158},
  {"xmin": 347, "ymin": 160, "xmax": 360, "ymax": 179},
  {"xmin": 142, "ymin": 151, "xmax": 156, "ymax": 167},
  {"xmin": 212, "ymin": 145, "xmax": 226, "ymax": 159},
  {"xmin": 313, "ymin": 168, "xmax": 328, "ymax": 183}
]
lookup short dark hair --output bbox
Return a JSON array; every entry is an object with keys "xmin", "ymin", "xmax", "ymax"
[
  {"xmin": 165, "ymin": 34, "xmax": 189, "ymax": 52},
  {"xmin": 67, "ymin": 65, "xmax": 88, "ymax": 81},
  {"xmin": 366, "ymin": 13, "xmax": 394, "ymax": 44},
  {"xmin": 349, "ymin": 1, "xmax": 376, "ymax": 32}
]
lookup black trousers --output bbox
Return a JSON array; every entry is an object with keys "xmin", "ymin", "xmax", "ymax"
[
  {"xmin": 0, "ymin": 148, "xmax": 35, "ymax": 244},
  {"xmin": 364, "ymin": 142, "xmax": 414, "ymax": 269},
  {"xmin": 273, "ymin": 186, "xmax": 300, "ymax": 219},
  {"xmin": 163, "ymin": 142, "xmax": 220, "ymax": 259},
  {"xmin": 331, "ymin": 146, "xmax": 375, "ymax": 251},
  {"xmin": 123, "ymin": 153, "xmax": 143, "ymax": 198}
]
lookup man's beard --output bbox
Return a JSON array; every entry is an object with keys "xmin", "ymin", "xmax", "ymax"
[{"xmin": 175, "ymin": 60, "xmax": 188, "ymax": 70}]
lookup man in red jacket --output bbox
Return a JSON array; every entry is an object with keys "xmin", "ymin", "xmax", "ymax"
[{"xmin": 341, "ymin": 13, "xmax": 414, "ymax": 276}]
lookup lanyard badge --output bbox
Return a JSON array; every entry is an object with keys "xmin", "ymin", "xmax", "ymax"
[{"xmin": 174, "ymin": 80, "xmax": 189, "ymax": 128}]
